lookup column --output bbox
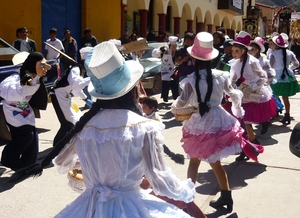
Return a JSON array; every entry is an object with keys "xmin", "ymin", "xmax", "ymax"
[
  {"xmin": 207, "ymin": 24, "xmax": 213, "ymax": 33},
  {"xmin": 196, "ymin": 22, "xmax": 204, "ymax": 33},
  {"xmin": 121, "ymin": 3, "xmax": 126, "ymax": 36},
  {"xmin": 173, "ymin": 17, "xmax": 181, "ymax": 36},
  {"xmin": 158, "ymin": 13, "xmax": 166, "ymax": 33},
  {"xmin": 226, "ymin": 29, "xmax": 232, "ymax": 38},
  {"xmin": 138, "ymin": 9, "xmax": 148, "ymax": 38},
  {"xmin": 187, "ymin": 20, "xmax": 193, "ymax": 33}
]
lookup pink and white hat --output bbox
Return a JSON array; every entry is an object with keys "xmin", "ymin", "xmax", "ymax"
[
  {"xmin": 272, "ymin": 33, "xmax": 289, "ymax": 48},
  {"xmin": 230, "ymin": 31, "xmax": 251, "ymax": 48},
  {"xmin": 250, "ymin": 37, "xmax": 265, "ymax": 53},
  {"xmin": 187, "ymin": 32, "xmax": 219, "ymax": 61}
]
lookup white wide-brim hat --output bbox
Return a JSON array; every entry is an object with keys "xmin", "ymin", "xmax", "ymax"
[
  {"xmin": 272, "ymin": 33, "xmax": 289, "ymax": 48},
  {"xmin": 187, "ymin": 32, "xmax": 219, "ymax": 61},
  {"xmin": 250, "ymin": 37, "xmax": 265, "ymax": 53},
  {"xmin": 85, "ymin": 41, "xmax": 143, "ymax": 100}
]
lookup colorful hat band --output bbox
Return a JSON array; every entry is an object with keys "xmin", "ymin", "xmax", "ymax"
[{"xmin": 85, "ymin": 51, "xmax": 131, "ymax": 96}]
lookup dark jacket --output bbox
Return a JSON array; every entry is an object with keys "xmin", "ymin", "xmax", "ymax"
[{"xmin": 13, "ymin": 39, "xmax": 37, "ymax": 53}]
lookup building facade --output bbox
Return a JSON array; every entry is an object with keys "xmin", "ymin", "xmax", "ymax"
[{"xmin": 0, "ymin": 0, "xmax": 247, "ymax": 55}]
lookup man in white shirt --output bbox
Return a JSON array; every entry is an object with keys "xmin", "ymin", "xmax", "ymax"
[{"xmin": 45, "ymin": 28, "xmax": 64, "ymax": 60}]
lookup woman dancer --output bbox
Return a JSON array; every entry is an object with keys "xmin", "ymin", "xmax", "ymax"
[
  {"xmin": 171, "ymin": 32, "xmax": 262, "ymax": 213},
  {"xmin": 268, "ymin": 33, "xmax": 300, "ymax": 124},
  {"xmin": 230, "ymin": 31, "xmax": 276, "ymax": 144},
  {"xmin": 10, "ymin": 41, "xmax": 199, "ymax": 218}
]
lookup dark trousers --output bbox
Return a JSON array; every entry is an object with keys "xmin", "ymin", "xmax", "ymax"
[
  {"xmin": 51, "ymin": 93, "xmax": 74, "ymax": 147},
  {"xmin": 1, "ymin": 124, "xmax": 38, "ymax": 169},
  {"xmin": 161, "ymin": 80, "xmax": 179, "ymax": 102}
]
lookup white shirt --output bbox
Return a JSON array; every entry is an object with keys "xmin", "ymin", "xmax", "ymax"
[
  {"xmin": 0, "ymin": 73, "xmax": 40, "ymax": 127},
  {"xmin": 53, "ymin": 66, "xmax": 90, "ymax": 124},
  {"xmin": 20, "ymin": 38, "xmax": 30, "ymax": 52},
  {"xmin": 45, "ymin": 38, "xmax": 64, "ymax": 60}
]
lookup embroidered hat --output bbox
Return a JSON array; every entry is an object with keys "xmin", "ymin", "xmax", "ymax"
[
  {"xmin": 187, "ymin": 32, "xmax": 219, "ymax": 61},
  {"xmin": 272, "ymin": 33, "xmax": 289, "ymax": 48},
  {"xmin": 79, "ymin": 47, "xmax": 93, "ymax": 60},
  {"xmin": 168, "ymin": 36, "xmax": 178, "ymax": 44},
  {"xmin": 230, "ymin": 31, "xmax": 251, "ymax": 48},
  {"xmin": 250, "ymin": 37, "xmax": 265, "ymax": 53},
  {"xmin": 84, "ymin": 41, "xmax": 143, "ymax": 100}
]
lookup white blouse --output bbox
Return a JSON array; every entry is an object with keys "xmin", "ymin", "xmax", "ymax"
[{"xmin": 53, "ymin": 109, "xmax": 195, "ymax": 217}]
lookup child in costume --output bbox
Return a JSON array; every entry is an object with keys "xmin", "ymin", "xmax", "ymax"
[
  {"xmin": 0, "ymin": 52, "xmax": 50, "ymax": 170},
  {"xmin": 230, "ymin": 31, "xmax": 276, "ymax": 145},
  {"xmin": 268, "ymin": 33, "xmax": 300, "ymax": 124},
  {"xmin": 171, "ymin": 32, "xmax": 263, "ymax": 213}
]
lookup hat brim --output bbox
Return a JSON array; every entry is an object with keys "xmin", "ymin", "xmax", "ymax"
[
  {"xmin": 88, "ymin": 60, "xmax": 143, "ymax": 100},
  {"xmin": 187, "ymin": 47, "xmax": 219, "ymax": 61},
  {"xmin": 272, "ymin": 37, "xmax": 289, "ymax": 48},
  {"xmin": 250, "ymin": 41, "xmax": 265, "ymax": 53},
  {"xmin": 12, "ymin": 51, "xmax": 30, "ymax": 66}
]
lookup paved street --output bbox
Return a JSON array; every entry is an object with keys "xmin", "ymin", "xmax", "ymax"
[{"xmin": 1, "ymin": 81, "xmax": 300, "ymax": 218}]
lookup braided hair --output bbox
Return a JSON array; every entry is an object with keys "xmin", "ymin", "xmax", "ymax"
[
  {"xmin": 280, "ymin": 47, "xmax": 288, "ymax": 79},
  {"xmin": 194, "ymin": 59, "xmax": 213, "ymax": 116},
  {"xmin": 235, "ymin": 44, "xmax": 248, "ymax": 87}
]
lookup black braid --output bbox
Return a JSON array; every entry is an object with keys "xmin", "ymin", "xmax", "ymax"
[
  {"xmin": 41, "ymin": 88, "xmax": 141, "ymax": 168},
  {"xmin": 236, "ymin": 51, "xmax": 248, "ymax": 87},
  {"xmin": 195, "ymin": 59, "xmax": 213, "ymax": 116},
  {"xmin": 281, "ymin": 48, "xmax": 288, "ymax": 80}
]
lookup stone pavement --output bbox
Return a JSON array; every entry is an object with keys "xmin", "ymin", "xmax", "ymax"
[{"xmin": 1, "ymin": 83, "xmax": 300, "ymax": 218}]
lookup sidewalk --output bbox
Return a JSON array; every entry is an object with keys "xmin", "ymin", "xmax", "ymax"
[{"xmin": 0, "ymin": 86, "xmax": 300, "ymax": 217}]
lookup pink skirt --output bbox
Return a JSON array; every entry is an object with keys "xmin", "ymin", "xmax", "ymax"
[{"xmin": 242, "ymin": 98, "xmax": 277, "ymax": 124}]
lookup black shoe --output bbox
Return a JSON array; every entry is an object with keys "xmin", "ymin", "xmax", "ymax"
[
  {"xmin": 279, "ymin": 113, "xmax": 291, "ymax": 125},
  {"xmin": 235, "ymin": 151, "xmax": 250, "ymax": 161},
  {"xmin": 261, "ymin": 122, "xmax": 270, "ymax": 135},
  {"xmin": 209, "ymin": 190, "xmax": 233, "ymax": 213}
]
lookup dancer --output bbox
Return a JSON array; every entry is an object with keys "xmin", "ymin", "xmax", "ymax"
[
  {"xmin": 50, "ymin": 47, "xmax": 91, "ymax": 147},
  {"xmin": 10, "ymin": 41, "xmax": 198, "ymax": 218},
  {"xmin": 230, "ymin": 31, "xmax": 276, "ymax": 144},
  {"xmin": 248, "ymin": 37, "xmax": 277, "ymax": 135},
  {"xmin": 171, "ymin": 32, "xmax": 262, "ymax": 213},
  {"xmin": 0, "ymin": 52, "xmax": 50, "ymax": 170},
  {"xmin": 268, "ymin": 33, "xmax": 300, "ymax": 124}
]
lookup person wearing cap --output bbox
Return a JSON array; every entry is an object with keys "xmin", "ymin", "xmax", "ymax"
[
  {"xmin": 50, "ymin": 48, "xmax": 91, "ymax": 147},
  {"xmin": 216, "ymin": 39, "xmax": 233, "ymax": 72},
  {"xmin": 230, "ymin": 31, "xmax": 276, "ymax": 145},
  {"xmin": 14, "ymin": 41, "xmax": 198, "ymax": 217},
  {"xmin": 0, "ymin": 52, "xmax": 51, "ymax": 171},
  {"xmin": 152, "ymin": 36, "xmax": 179, "ymax": 102},
  {"xmin": 268, "ymin": 33, "xmax": 300, "ymax": 125},
  {"xmin": 171, "ymin": 32, "xmax": 263, "ymax": 213}
]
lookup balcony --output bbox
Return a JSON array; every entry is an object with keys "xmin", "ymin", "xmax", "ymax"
[{"xmin": 218, "ymin": 0, "xmax": 244, "ymax": 16}]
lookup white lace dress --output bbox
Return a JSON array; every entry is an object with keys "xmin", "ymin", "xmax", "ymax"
[{"xmin": 53, "ymin": 109, "xmax": 195, "ymax": 218}]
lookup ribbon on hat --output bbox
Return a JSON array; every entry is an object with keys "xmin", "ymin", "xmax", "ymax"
[
  {"xmin": 235, "ymin": 35, "xmax": 251, "ymax": 46},
  {"xmin": 275, "ymin": 35, "xmax": 285, "ymax": 47}
]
